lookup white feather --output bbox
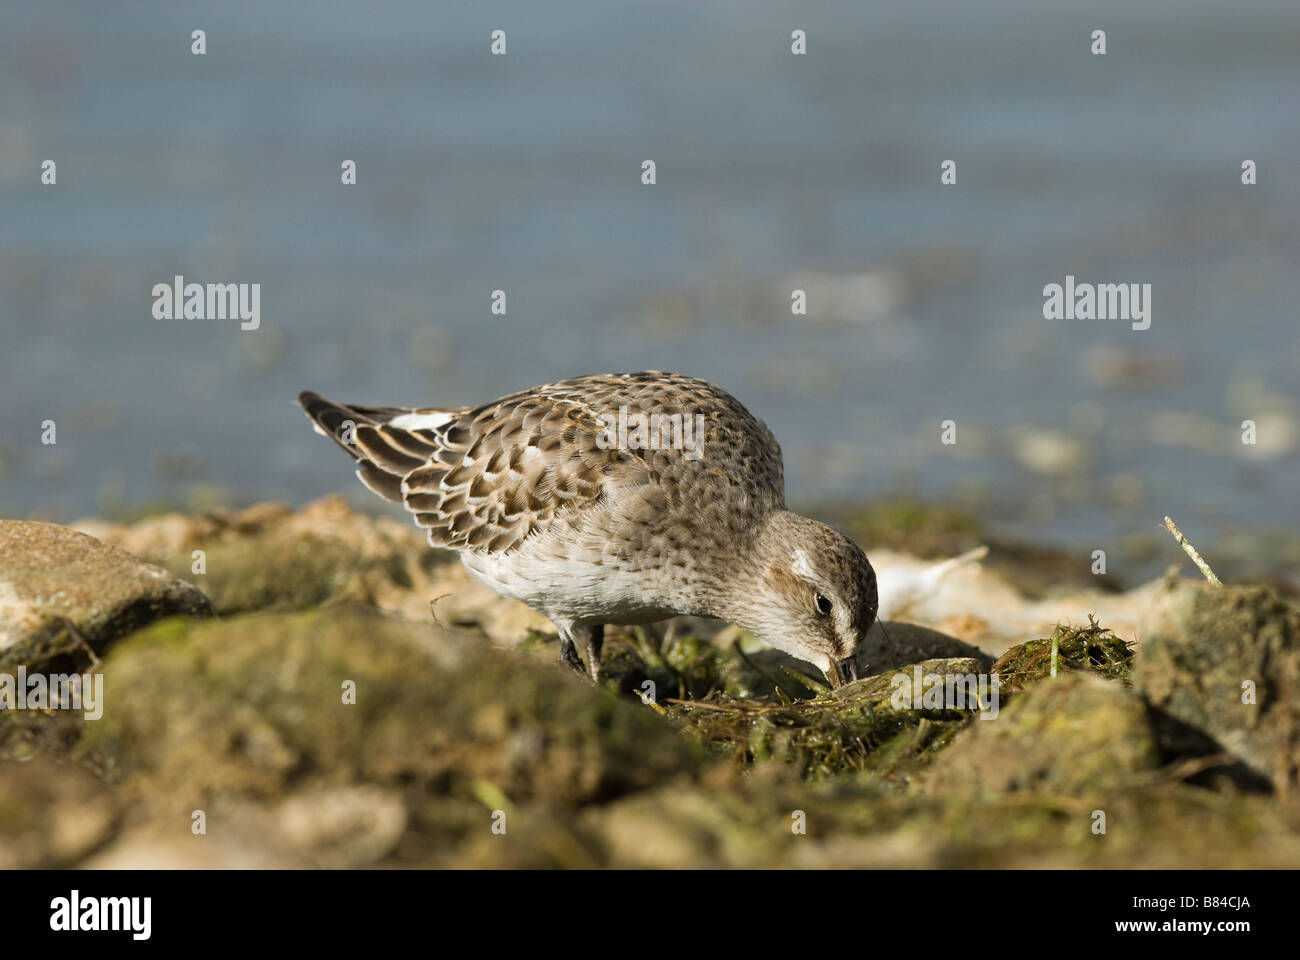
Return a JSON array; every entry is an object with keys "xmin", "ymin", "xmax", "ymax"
[{"xmin": 388, "ymin": 412, "xmax": 453, "ymax": 430}]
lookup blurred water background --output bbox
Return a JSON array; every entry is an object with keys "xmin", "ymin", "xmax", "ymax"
[{"xmin": 2, "ymin": 0, "xmax": 1298, "ymax": 582}]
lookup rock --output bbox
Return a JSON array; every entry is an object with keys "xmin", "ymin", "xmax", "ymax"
[
  {"xmin": 76, "ymin": 605, "xmax": 700, "ymax": 865},
  {"xmin": 1135, "ymin": 578, "xmax": 1300, "ymax": 792},
  {"xmin": 76, "ymin": 497, "xmax": 427, "ymax": 616},
  {"xmin": 925, "ymin": 672, "xmax": 1158, "ymax": 797},
  {"xmin": 270, "ymin": 786, "xmax": 408, "ymax": 867},
  {"xmin": 90, "ymin": 786, "xmax": 411, "ymax": 869},
  {"xmin": 8, "ymin": 498, "xmax": 1298, "ymax": 868},
  {"xmin": 852, "ymin": 622, "xmax": 992, "ymax": 676},
  {"xmin": 81, "ymin": 826, "xmax": 283, "ymax": 869},
  {"xmin": 0, "ymin": 757, "xmax": 120, "ymax": 868},
  {"xmin": 584, "ymin": 785, "xmax": 778, "ymax": 868},
  {"xmin": 0, "ymin": 699, "xmax": 83, "ymax": 763},
  {"xmin": 585, "ymin": 770, "xmax": 1300, "ymax": 869},
  {"xmin": 833, "ymin": 657, "xmax": 990, "ymax": 705},
  {"xmin": 76, "ymin": 497, "xmax": 555, "ymax": 640},
  {"xmin": 0, "ymin": 520, "xmax": 212, "ymax": 669}
]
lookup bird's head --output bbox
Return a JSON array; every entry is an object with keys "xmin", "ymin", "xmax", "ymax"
[{"xmin": 727, "ymin": 511, "xmax": 878, "ymax": 689}]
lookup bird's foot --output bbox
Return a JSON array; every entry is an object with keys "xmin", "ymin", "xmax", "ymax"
[
  {"xmin": 557, "ymin": 636, "xmax": 587, "ymax": 675},
  {"xmin": 583, "ymin": 624, "xmax": 605, "ymax": 684}
]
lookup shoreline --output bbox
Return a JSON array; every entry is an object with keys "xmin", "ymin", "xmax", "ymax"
[{"xmin": 2, "ymin": 496, "xmax": 1298, "ymax": 868}]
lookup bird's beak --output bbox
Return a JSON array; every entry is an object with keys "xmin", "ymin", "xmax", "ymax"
[{"xmin": 824, "ymin": 656, "xmax": 858, "ymax": 690}]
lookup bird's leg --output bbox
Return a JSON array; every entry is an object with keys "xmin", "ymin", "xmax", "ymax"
[
  {"xmin": 557, "ymin": 623, "xmax": 586, "ymax": 675},
  {"xmin": 582, "ymin": 624, "xmax": 605, "ymax": 683}
]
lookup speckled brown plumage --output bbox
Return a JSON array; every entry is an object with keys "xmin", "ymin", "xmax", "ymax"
[{"xmin": 299, "ymin": 372, "xmax": 877, "ymax": 687}]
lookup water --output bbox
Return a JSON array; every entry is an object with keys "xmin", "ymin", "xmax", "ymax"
[{"xmin": 2, "ymin": 0, "xmax": 1298, "ymax": 573}]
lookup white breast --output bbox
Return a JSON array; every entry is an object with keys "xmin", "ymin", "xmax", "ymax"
[{"xmin": 459, "ymin": 549, "xmax": 677, "ymax": 626}]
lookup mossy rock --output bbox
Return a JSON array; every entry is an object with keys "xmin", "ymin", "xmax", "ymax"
[
  {"xmin": 587, "ymin": 771, "xmax": 1300, "ymax": 868},
  {"xmin": 82, "ymin": 497, "xmax": 442, "ymax": 616},
  {"xmin": 584, "ymin": 782, "xmax": 803, "ymax": 868},
  {"xmin": 0, "ymin": 701, "xmax": 84, "ymax": 764},
  {"xmin": 853, "ymin": 621, "xmax": 993, "ymax": 676},
  {"xmin": 924, "ymin": 672, "xmax": 1158, "ymax": 798},
  {"xmin": 78, "ymin": 606, "xmax": 701, "ymax": 818},
  {"xmin": 157, "ymin": 533, "xmax": 411, "ymax": 614},
  {"xmin": 0, "ymin": 519, "xmax": 212, "ymax": 669},
  {"xmin": 0, "ymin": 757, "xmax": 120, "ymax": 868},
  {"xmin": 1136, "ymin": 578, "xmax": 1300, "ymax": 791}
]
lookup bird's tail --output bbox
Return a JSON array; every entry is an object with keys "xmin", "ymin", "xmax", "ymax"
[{"xmin": 297, "ymin": 390, "xmax": 463, "ymax": 502}]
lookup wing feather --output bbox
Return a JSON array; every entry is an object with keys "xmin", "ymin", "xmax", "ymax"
[{"xmin": 298, "ymin": 372, "xmax": 784, "ymax": 554}]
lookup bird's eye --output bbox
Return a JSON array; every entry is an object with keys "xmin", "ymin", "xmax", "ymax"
[{"xmin": 815, "ymin": 593, "xmax": 833, "ymax": 616}]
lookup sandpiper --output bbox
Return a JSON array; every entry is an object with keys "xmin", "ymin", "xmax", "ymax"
[{"xmin": 298, "ymin": 372, "xmax": 878, "ymax": 688}]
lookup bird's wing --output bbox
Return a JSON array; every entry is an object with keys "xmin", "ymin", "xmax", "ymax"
[
  {"xmin": 299, "ymin": 372, "xmax": 784, "ymax": 554},
  {"xmin": 299, "ymin": 383, "xmax": 630, "ymax": 553}
]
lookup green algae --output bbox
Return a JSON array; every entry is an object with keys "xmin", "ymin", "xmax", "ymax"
[
  {"xmin": 991, "ymin": 616, "xmax": 1133, "ymax": 691},
  {"xmin": 662, "ymin": 658, "xmax": 985, "ymax": 780}
]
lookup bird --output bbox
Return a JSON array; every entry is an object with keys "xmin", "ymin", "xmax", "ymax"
[{"xmin": 297, "ymin": 371, "xmax": 878, "ymax": 688}]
